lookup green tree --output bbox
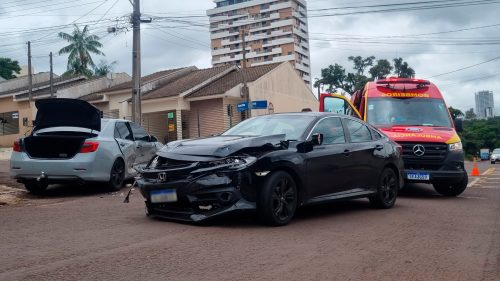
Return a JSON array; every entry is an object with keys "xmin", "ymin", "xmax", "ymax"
[
  {"xmin": 93, "ymin": 60, "xmax": 117, "ymax": 77},
  {"xmin": 448, "ymin": 106, "xmax": 464, "ymax": 120},
  {"xmin": 319, "ymin": 64, "xmax": 353, "ymax": 94},
  {"xmin": 58, "ymin": 25, "xmax": 104, "ymax": 77},
  {"xmin": 0, "ymin": 57, "xmax": 21, "ymax": 80},
  {"xmin": 318, "ymin": 56, "xmax": 416, "ymax": 95},
  {"xmin": 63, "ymin": 60, "xmax": 93, "ymax": 77},
  {"xmin": 369, "ymin": 59, "xmax": 393, "ymax": 80},
  {"xmin": 393, "ymin": 57, "xmax": 415, "ymax": 78},
  {"xmin": 459, "ymin": 117, "xmax": 500, "ymax": 157},
  {"xmin": 348, "ymin": 56, "xmax": 375, "ymax": 75}
]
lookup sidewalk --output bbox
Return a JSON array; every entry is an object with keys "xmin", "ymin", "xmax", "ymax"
[{"xmin": 0, "ymin": 148, "xmax": 12, "ymax": 161}]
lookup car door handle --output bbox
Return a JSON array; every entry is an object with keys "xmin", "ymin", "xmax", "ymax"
[
  {"xmin": 343, "ymin": 149, "xmax": 351, "ymax": 156},
  {"xmin": 374, "ymin": 144, "xmax": 384, "ymax": 150},
  {"xmin": 119, "ymin": 142, "xmax": 126, "ymax": 147}
]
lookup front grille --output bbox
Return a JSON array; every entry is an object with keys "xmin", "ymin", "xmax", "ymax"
[{"xmin": 398, "ymin": 142, "xmax": 448, "ymax": 170}]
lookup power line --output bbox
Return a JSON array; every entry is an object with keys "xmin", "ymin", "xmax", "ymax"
[
  {"xmin": 428, "ymin": 56, "xmax": 500, "ymax": 78},
  {"xmin": 308, "ymin": 0, "xmax": 497, "ymax": 11}
]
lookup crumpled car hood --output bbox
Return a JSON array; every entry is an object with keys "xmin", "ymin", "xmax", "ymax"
[{"xmin": 157, "ymin": 134, "xmax": 286, "ymax": 159}]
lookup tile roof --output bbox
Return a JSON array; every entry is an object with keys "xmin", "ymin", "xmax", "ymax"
[
  {"xmin": 142, "ymin": 65, "xmax": 233, "ymax": 100},
  {"xmin": 14, "ymin": 76, "xmax": 89, "ymax": 99},
  {"xmin": 186, "ymin": 63, "xmax": 282, "ymax": 98},
  {"xmin": 79, "ymin": 92, "xmax": 104, "ymax": 102},
  {"xmin": 100, "ymin": 67, "xmax": 189, "ymax": 93},
  {"xmin": 0, "ymin": 75, "xmax": 76, "ymax": 97}
]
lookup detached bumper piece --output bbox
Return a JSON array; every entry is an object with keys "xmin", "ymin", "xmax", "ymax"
[{"xmin": 138, "ymin": 172, "xmax": 257, "ymax": 222}]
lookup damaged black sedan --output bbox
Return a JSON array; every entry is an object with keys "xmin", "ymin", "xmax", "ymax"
[{"xmin": 137, "ymin": 113, "xmax": 404, "ymax": 226}]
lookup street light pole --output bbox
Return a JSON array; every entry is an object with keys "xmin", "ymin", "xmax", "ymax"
[
  {"xmin": 27, "ymin": 41, "xmax": 32, "ymax": 101},
  {"xmin": 131, "ymin": 0, "xmax": 141, "ymax": 124},
  {"xmin": 49, "ymin": 52, "xmax": 54, "ymax": 97},
  {"xmin": 240, "ymin": 29, "xmax": 250, "ymax": 118}
]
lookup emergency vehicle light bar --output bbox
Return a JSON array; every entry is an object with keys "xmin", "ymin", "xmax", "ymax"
[{"xmin": 376, "ymin": 77, "xmax": 430, "ymax": 85}]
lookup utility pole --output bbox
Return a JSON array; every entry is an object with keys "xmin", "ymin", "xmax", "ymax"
[
  {"xmin": 49, "ymin": 52, "xmax": 54, "ymax": 97},
  {"xmin": 240, "ymin": 29, "xmax": 250, "ymax": 118},
  {"xmin": 131, "ymin": 0, "xmax": 142, "ymax": 124},
  {"xmin": 27, "ymin": 41, "xmax": 32, "ymax": 101}
]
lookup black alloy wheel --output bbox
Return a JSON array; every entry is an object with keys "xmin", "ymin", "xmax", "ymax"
[
  {"xmin": 369, "ymin": 168, "xmax": 399, "ymax": 209},
  {"xmin": 24, "ymin": 180, "xmax": 48, "ymax": 195},
  {"xmin": 258, "ymin": 171, "xmax": 298, "ymax": 226},
  {"xmin": 108, "ymin": 159, "xmax": 125, "ymax": 191},
  {"xmin": 433, "ymin": 172, "xmax": 468, "ymax": 197}
]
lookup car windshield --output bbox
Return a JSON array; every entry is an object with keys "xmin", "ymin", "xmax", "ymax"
[
  {"xmin": 493, "ymin": 149, "xmax": 500, "ymax": 154},
  {"xmin": 367, "ymin": 97, "xmax": 452, "ymax": 127},
  {"xmin": 222, "ymin": 115, "xmax": 315, "ymax": 140}
]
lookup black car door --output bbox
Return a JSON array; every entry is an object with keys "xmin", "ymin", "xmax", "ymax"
[
  {"xmin": 341, "ymin": 118, "xmax": 381, "ymax": 190},
  {"xmin": 305, "ymin": 117, "xmax": 354, "ymax": 199}
]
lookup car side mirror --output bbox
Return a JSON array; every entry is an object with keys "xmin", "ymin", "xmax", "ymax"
[
  {"xmin": 311, "ymin": 133, "xmax": 323, "ymax": 146},
  {"xmin": 149, "ymin": 135, "xmax": 158, "ymax": 142},
  {"xmin": 453, "ymin": 118, "xmax": 463, "ymax": 133}
]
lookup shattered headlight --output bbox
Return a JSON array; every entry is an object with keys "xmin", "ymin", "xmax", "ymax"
[
  {"xmin": 207, "ymin": 156, "xmax": 257, "ymax": 170},
  {"xmin": 448, "ymin": 142, "xmax": 463, "ymax": 151}
]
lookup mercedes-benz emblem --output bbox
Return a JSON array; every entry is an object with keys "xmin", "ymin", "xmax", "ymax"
[
  {"xmin": 413, "ymin": 144, "xmax": 425, "ymax": 156},
  {"xmin": 158, "ymin": 172, "xmax": 167, "ymax": 182}
]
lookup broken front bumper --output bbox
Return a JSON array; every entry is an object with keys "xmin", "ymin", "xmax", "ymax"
[{"xmin": 137, "ymin": 170, "xmax": 259, "ymax": 222}]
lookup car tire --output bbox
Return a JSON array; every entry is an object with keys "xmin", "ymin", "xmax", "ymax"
[
  {"xmin": 369, "ymin": 168, "xmax": 399, "ymax": 209},
  {"xmin": 24, "ymin": 181, "xmax": 48, "ymax": 195},
  {"xmin": 433, "ymin": 173, "xmax": 468, "ymax": 197},
  {"xmin": 257, "ymin": 171, "xmax": 298, "ymax": 226},
  {"xmin": 108, "ymin": 159, "xmax": 125, "ymax": 191}
]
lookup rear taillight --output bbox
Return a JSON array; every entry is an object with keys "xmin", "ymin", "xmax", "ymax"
[
  {"xmin": 79, "ymin": 141, "xmax": 99, "ymax": 153},
  {"xmin": 13, "ymin": 140, "xmax": 22, "ymax": 152}
]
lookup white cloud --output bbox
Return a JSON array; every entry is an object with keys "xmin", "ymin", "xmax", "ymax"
[{"xmin": 1, "ymin": 0, "xmax": 499, "ymax": 112}]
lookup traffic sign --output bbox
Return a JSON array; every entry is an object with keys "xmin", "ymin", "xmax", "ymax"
[
  {"xmin": 237, "ymin": 102, "xmax": 249, "ymax": 112},
  {"xmin": 251, "ymin": 100, "xmax": 267, "ymax": 109}
]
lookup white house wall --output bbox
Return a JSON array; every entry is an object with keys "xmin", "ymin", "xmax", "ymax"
[{"xmin": 249, "ymin": 63, "xmax": 318, "ymax": 115}]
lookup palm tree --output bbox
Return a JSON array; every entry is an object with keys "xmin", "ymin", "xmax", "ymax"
[
  {"xmin": 93, "ymin": 60, "xmax": 117, "ymax": 77},
  {"xmin": 58, "ymin": 25, "xmax": 104, "ymax": 77}
]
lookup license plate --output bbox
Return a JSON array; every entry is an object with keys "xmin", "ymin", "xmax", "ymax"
[
  {"xmin": 150, "ymin": 189, "xmax": 177, "ymax": 203},
  {"xmin": 406, "ymin": 172, "xmax": 430, "ymax": 181}
]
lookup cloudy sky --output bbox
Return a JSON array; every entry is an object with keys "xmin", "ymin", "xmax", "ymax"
[{"xmin": 1, "ymin": 0, "xmax": 499, "ymax": 113}]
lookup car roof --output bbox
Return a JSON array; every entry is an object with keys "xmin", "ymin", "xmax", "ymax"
[
  {"xmin": 101, "ymin": 118, "xmax": 130, "ymax": 122},
  {"xmin": 270, "ymin": 112, "xmax": 347, "ymax": 118}
]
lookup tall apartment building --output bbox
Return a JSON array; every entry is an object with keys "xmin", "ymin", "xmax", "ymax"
[
  {"xmin": 475, "ymin": 90, "xmax": 495, "ymax": 118},
  {"xmin": 207, "ymin": 0, "xmax": 311, "ymax": 85}
]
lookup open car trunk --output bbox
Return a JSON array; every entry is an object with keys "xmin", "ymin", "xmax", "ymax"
[
  {"xmin": 23, "ymin": 98, "xmax": 102, "ymax": 159},
  {"xmin": 24, "ymin": 131, "xmax": 96, "ymax": 159}
]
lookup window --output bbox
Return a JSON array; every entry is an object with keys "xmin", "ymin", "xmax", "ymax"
[
  {"xmin": 115, "ymin": 122, "xmax": 133, "ymax": 141},
  {"xmin": 0, "ymin": 111, "xmax": 19, "ymax": 136},
  {"xmin": 310, "ymin": 117, "xmax": 345, "ymax": 145},
  {"xmin": 129, "ymin": 122, "xmax": 149, "ymax": 141},
  {"xmin": 371, "ymin": 129, "xmax": 383, "ymax": 140},
  {"xmin": 344, "ymin": 119, "xmax": 372, "ymax": 143}
]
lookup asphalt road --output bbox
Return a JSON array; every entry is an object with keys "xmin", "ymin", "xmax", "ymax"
[{"xmin": 0, "ymin": 160, "xmax": 499, "ymax": 281}]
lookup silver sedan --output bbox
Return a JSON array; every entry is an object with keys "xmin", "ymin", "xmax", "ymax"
[{"xmin": 10, "ymin": 99, "xmax": 161, "ymax": 194}]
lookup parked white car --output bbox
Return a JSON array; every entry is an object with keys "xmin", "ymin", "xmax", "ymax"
[
  {"xmin": 10, "ymin": 98, "xmax": 162, "ymax": 194},
  {"xmin": 491, "ymin": 148, "xmax": 500, "ymax": 164}
]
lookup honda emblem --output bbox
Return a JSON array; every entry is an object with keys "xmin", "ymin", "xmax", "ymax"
[{"xmin": 158, "ymin": 172, "xmax": 167, "ymax": 182}]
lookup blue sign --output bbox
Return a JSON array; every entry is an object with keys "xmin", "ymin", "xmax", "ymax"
[
  {"xmin": 237, "ymin": 102, "xmax": 249, "ymax": 112},
  {"xmin": 251, "ymin": 100, "xmax": 268, "ymax": 109}
]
